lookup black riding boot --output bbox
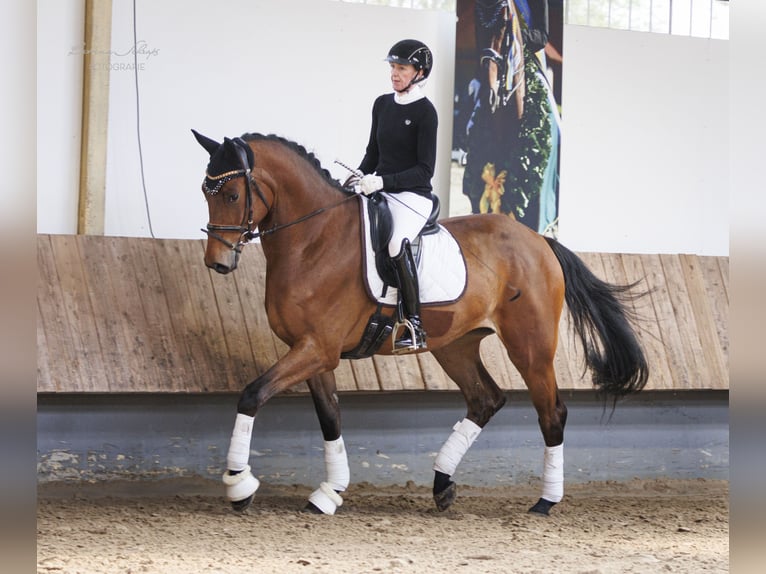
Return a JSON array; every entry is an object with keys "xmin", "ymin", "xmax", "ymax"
[{"xmin": 391, "ymin": 240, "xmax": 427, "ymax": 353}]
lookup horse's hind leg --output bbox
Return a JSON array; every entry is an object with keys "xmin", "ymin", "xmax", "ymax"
[
  {"xmin": 304, "ymin": 371, "xmax": 350, "ymax": 515},
  {"xmin": 526, "ymin": 379, "xmax": 568, "ymax": 516},
  {"xmin": 430, "ymin": 330, "xmax": 507, "ymax": 511},
  {"xmin": 503, "ymin": 335, "xmax": 568, "ymax": 516}
]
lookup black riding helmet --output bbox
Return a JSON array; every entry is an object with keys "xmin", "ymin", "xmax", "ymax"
[{"xmin": 385, "ymin": 39, "xmax": 433, "ymax": 88}]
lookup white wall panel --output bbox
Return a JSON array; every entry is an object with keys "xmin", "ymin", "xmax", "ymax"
[
  {"xmin": 36, "ymin": 0, "xmax": 85, "ymax": 234},
  {"xmin": 104, "ymin": 0, "xmax": 455, "ymax": 239},
  {"xmin": 558, "ymin": 26, "xmax": 728, "ymax": 255},
  {"xmin": 36, "ymin": 2, "xmax": 729, "ymax": 255}
]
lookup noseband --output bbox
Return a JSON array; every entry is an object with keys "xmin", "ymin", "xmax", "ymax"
[{"xmin": 201, "ymin": 139, "xmax": 271, "ymax": 253}]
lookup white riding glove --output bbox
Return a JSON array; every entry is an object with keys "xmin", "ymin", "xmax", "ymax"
[
  {"xmin": 342, "ymin": 173, "xmax": 361, "ymax": 189},
  {"xmin": 356, "ymin": 174, "xmax": 383, "ymax": 196}
]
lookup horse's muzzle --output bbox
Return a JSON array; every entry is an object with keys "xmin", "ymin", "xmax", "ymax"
[
  {"xmin": 208, "ymin": 261, "xmax": 236, "ymax": 274},
  {"xmin": 205, "ymin": 251, "xmax": 239, "ymax": 274}
]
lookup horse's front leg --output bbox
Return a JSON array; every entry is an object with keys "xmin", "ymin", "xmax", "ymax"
[
  {"xmin": 430, "ymin": 335, "xmax": 506, "ymax": 511},
  {"xmin": 304, "ymin": 371, "xmax": 350, "ymax": 515},
  {"xmin": 223, "ymin": 342, "xmax": 336, "ymax": 512}
]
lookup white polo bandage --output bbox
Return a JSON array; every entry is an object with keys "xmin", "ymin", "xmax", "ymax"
[
  {"xmin": 433, "ymin": 418, "xmax": 482, "ymax": 476},
  {"xmin": 308, "ymin": 481, "xmax": 344, "ymax": 515},
  {"xmin": 226, "ymin": 413, "xmax": 254, "ymax": 471},
  {"xmin": 541, "ymin": 444, "xmax": 564, "ymax": 503},
  {"xmin": 324, "ymin": 437, "xmax": 350, "ymax": 492}
]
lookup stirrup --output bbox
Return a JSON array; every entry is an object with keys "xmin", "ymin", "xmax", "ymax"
[{"xmin": 392, "ymin": 318, "xmax": 427, "ymax": 355}]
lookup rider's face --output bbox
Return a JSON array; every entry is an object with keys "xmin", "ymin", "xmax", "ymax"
[{"xmin": 390, "ymin": 63, "xmax": 421, "ymax": 92}]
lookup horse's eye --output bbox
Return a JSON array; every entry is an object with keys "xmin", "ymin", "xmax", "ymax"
[{"xmin": 228, "ymin": 193, "xmax": 239, "ymax": 203}]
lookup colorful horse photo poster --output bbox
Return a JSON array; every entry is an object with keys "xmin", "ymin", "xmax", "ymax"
[{"xmin": 451, "ymin": 0, "xmax": 563, "ymax": 237}]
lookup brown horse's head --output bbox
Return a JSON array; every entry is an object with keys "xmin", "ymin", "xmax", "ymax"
[
  {"xmin": 192, "ymin": 130, "xmax": 269, "ymax": 274},
  {"xmin": 475, "ymin": 0, "xmax": 525, "ymax": 118}
]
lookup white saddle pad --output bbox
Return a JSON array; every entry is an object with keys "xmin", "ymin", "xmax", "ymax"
[{"xmin": 359, "ymin": 196, "xmax": 467, "ymax": 306}]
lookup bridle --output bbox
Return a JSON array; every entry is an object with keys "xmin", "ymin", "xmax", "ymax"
[
  {"xmin": 201, "ymin": 138, "xmax": 271, "ymax": 253},
  {"xmin": 201, "ymin": 138, "xmax": 356, "ymax": 252},
  {"xmin": 476, "ymin": 0, "xmax": 522, "ymax": 111}
]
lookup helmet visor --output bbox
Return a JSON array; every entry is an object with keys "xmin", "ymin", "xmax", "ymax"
[{"xmin": 385, "ymin": 55, "xmax": 417, "ymax": 67}]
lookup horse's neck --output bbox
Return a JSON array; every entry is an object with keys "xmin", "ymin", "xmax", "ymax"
[
  {"xmin": 253, "ymin": 142, "xmax": 360, "ymax": 268},
  {"xmin": 260, "ymin": 183, "xmax": 360, "ymax": 268}
]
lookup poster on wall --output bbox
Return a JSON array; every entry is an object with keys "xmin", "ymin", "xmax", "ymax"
[{"xmin": 450, "ymin": 0, "xmax": 563, "ymax": 237}]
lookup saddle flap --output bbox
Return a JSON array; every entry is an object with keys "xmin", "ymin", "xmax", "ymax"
[
  {"xmin": 367, "ymin": 194, "xmax": 396, "ymax": 286},
  {"xmin": 359, "ymin": 196, "xmax": 467, "ymax": 306},
  {"xmin": 367, "ymin": 194, "xmax": 442, "ymax": 285}
]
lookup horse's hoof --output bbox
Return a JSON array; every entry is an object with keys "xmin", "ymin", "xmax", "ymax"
[
  {"xmin": 528, "ymin": 498, "xmax": 556, "ymax": 516},
  {"xmin": 230, "ymin": 494, "xmax": 254, "ymax": 513},
  {"xmin": 433, "ymin": 481, "xmax": 456, "ymax": 511},
  {"xmin": 303, "ymin": 502, "xmax": 325, "ymax": 514}
]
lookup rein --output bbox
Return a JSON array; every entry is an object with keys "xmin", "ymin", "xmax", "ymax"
[{"xmin": 249, "ymin": 194, "xmax": 358, "ymax": 241}]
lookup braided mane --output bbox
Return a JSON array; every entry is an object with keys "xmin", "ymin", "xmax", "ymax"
[{"xmin": 241, "ymin": 133, "xmax": 344, "ymax": 190}]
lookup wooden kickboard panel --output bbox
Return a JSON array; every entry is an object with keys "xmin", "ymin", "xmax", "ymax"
[{"xmin": 37, "ymin": 235, "xmax": 729, "ymax": 393}]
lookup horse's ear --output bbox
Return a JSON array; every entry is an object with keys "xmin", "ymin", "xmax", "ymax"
[
  {"xmin": 222, "ymin": 137, "xmax": 238, "ymax": 157},
  {"xmin": 223, "ymin": 137, "xmax": 253, "ymax": 170},
  {"xmin": 191, "ymin": 129, "xmax": 220, "ymax": 155}
]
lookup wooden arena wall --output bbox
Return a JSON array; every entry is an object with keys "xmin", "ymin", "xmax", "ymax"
[{"xmin": 37, "ymin": 234, "xmax": 729, "ymax": 394}]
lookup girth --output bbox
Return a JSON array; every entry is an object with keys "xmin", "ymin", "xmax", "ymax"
[{"xmin": 340, "ymin": 302, "xmax": 395, "ymax": 360}]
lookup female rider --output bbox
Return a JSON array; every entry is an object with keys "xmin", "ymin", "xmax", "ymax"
[{"xmin": 351, "ymin": 39, "xmax": 438, "ymax": 353}]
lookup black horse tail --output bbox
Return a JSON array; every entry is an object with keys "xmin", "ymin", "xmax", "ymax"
[{"xmin": 545, "ymin": 237, "xmax": 649, "ymax": 401}]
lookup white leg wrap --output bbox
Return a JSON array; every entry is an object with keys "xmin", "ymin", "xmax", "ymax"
[
  {"xmin": 308, "ymin": 482, "xmax": 344, "ymax": 515},
  {"xmin": 226, "ymin": 413, "xmax": 254, "ymax": 471},
  {"xmin": 541, "ymin": 444, "xmax": 564, "ymax": 503},
  {"xmin": 222, "ymin": 465, "xmax": 260, "ymax": 502},
  {"xmin": 433, "ymin": 418, "xmax": 482, "ymax": 476},
  {"xmin": 324, "ymin": 437, "xmax": 350, "ymax": 492}
]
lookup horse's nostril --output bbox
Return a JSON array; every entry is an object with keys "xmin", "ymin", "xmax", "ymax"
[
  {"xmin": 211, "ymin": 262, "xmax": 232, "ymax": 275},
  {"xmin": 205, "ymin": 251, "xmax": 239, "ymax": 274}
]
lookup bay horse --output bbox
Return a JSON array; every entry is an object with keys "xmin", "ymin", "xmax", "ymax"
[{"xmin": 192, "ymin": 130, "xmax": 648, "ymax": 516}]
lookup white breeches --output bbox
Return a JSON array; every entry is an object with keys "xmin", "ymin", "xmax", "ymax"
[{"xmin": 381, "ymin": 191, "xmax": 434, "ymax": 257}]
